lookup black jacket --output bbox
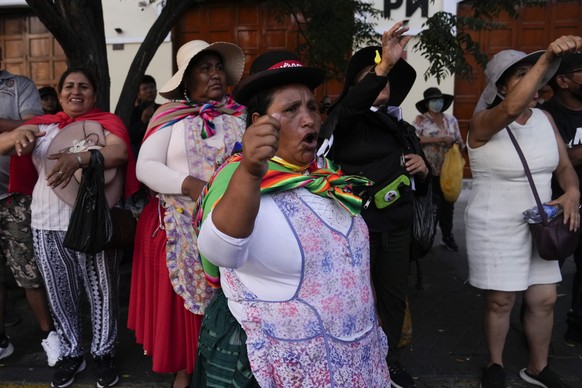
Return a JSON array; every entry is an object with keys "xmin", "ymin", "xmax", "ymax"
[{"xmin": 324, "ymin": 71, "xmax": 429, "ymax": 232}]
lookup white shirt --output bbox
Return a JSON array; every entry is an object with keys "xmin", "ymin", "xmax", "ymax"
[
  {"xmin": 31, "ymin": 123, "xmax": 75, "ymax": 230},
  {"xmin": 198, "ymin": 188, "xmax": 353, "ymax": 323},
  {"xmin": 136, "ymin": 119, "xmax": 191, "ymax": 195}
]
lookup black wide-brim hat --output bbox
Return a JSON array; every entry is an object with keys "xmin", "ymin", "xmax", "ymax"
[
  {"xmin": 415, "ymin": 87, "xmax": 454, "ymax": 113},
  {"xmin": 233, "ymin": 50, "xmax": 326, "ymax": 105},
  {"xmin": 554, "ymin": 52, "xmax": 582, "ymax": 77},
  {"xmin": 335, "ymin": 46, "xmax": 416, "ymax": 108}
]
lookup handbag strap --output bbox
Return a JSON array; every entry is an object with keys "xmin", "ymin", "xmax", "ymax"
[{"xmin": 505, "ymin": 126, "xmax": 548, "ymax": 225}]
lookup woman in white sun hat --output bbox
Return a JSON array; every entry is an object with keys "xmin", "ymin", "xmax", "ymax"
[
  {"xmin": 467, "ymin": 35, "xmax": 582, "ymax": 388},
  {"xmin": 127, "ymin": 39, "xmax": 246, "ymax": 388}
]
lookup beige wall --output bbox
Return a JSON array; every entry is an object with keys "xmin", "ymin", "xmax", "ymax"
[
  {"xmin": 1, "ymin": 0, "xmax": 461, "ymax": 116},
  {"xmin": 106, "ymin": 42, "xmax": 172, "ymax": 110},
  {"xmin": 370, "ymin": 0, "xmax": 460, "ymax": 122},
  {"xmin": 103, "ymin": 0, "xmax": 173, "ymax": 109},
  {"xmin": 101, "ymin": 0, "xmax": 462, "ymax": 117}
]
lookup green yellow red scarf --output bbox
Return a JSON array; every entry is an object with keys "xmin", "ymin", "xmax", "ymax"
[{"xmin": 193, "ymin": 154, "xmax": 373, "ymax": 288}]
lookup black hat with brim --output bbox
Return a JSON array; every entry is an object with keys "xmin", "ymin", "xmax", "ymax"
[
  {"xmin": 233, "ymin": 51, "xmax": 326, "ymax": 105},
  {"xmin": 334, "ymin": 46, "xmax": 416, "ymax": 108},
  {"xmin": 415, "ymin": 87, "xmax": 454, "ymax": 113},
  {"xmin": 38, "ymin": 86, "xmax": 57, "ymax": 98},
  {"xmin": 554, "ymin": 52, "xmax": 582, "ymax": 77}
]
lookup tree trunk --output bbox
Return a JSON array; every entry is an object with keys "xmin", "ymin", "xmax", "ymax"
[
  {"xmin": 114, "ymin": 0, "xmax": 199, "ymax": 127},
  {"xmin": 26, "ymin": 0, "xmax": 111, "ymax": 110}
]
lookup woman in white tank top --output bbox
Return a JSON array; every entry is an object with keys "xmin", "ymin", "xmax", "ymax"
[{"xmin": 467, "ymin": 36, "xmax": 582, "ymax": 388}]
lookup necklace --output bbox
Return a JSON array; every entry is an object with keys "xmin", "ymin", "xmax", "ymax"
[{"xmin": 271, "ymin": 156, "xmax": 311, "ymax": 172}]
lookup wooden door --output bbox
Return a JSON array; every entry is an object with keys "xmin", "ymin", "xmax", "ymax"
[
  {"xmin": 454, "ymin": 1, "xmax": 582, "ymax": 176},
  {"xmin": 176, "ymin": 2, "xmax": 300, "ymax": 74},
  {"xmin": 175, "ymin": 1, "xmax": 343, "ymax": 104},
  {"xmin": 0, "ymin": 13, "xmax": 67, "ymax": 89}
]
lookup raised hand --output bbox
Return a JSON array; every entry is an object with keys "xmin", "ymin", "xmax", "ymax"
[
  {"xmin": 241, "ymin": 113, "xmax": 281, "ymax": 178},
  {"xmin": 377, "ymin": 21, "xmax": 412, "ymax": 75},
  {"xmin": 547, "ymin": 35, "xmax": 582, "ymax": 58}
]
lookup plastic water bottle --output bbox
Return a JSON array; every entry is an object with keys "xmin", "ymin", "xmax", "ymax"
[{"xmin": 523, "ymin": 204, "xmax": 562, "ymax": 224}]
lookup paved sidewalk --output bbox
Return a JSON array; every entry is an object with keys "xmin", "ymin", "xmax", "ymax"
[
  {"xmin": 1, "ymin": 259, "xmax": 172, "ymax": 388},
  {"xmin": 1, "ymin": 182, "xmax": 581, "ymax": 387},
  {"xmin": 402, "ymin": 182, "xmax": 582, "ymax": 387}
]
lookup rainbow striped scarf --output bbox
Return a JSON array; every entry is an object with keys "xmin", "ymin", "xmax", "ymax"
[
  {"xmin": 143, "ymin": 95, "xmax": 245, "ymax": 141},
  {"xmin": 194, "ymin": 154, "xmax": 373, "ymax": 287}
]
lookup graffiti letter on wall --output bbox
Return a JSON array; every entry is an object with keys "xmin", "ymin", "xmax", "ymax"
[
  {"xmin": 383, "ymin": 0, "xmax": 428, "ymax": 19},
  {"xmin": 383, "ymin": 0, "xmax": 403, "ymax": 19},
  {"xmin": 406, "ymin": 0, "xmax": 428, "ymax": 18}
]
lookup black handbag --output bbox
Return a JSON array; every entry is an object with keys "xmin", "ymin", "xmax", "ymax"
[
  {"xmin": 63, "ymin": 149, "xmax": 113, "ymax": 253},
  {"xmin": 507, "ymin": 126, "xmax": 579, "ymax": 261},
  {"xmin": 411, "ymin": 180, "xmax": 438, "ymax": 260}
]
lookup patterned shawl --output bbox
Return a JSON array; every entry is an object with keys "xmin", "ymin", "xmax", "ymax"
[{"xmin": 143, "ymin": 95, "xmax": 245, "ymax": 142}]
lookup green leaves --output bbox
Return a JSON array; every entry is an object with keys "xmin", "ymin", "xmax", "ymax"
[
  {"xmin": 414, "ymin": 12, "xmax": 490, "ymax": 83},
  {"xmin": 413, "ymin": 1, "xmax": 545, "ymax": 83},
  {"xmin": 263, "ymin": 0, "xmax": 381, "ymax": 80},
  {"xmin": 260, "ymin": 0, "xmax": 545, "ymax": 83}
]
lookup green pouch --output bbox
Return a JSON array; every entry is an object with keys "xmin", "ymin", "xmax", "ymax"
[{"xmin": 374, "ymin": 174, "xmax": 411, "ymax": 209}]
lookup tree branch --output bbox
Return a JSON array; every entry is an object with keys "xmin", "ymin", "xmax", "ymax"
[
  {"xmin": 114, "ymin": 0, "xmax": 199, "ymax": 126},
  {"xmin": 25, "ymin": 0, "xmax": 80, "ymax": 55},
  {"xmin": 26, "ymin": 0, "xmax": 111, "ymax": 110}
]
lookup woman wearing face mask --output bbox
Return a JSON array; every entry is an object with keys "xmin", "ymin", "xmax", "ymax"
[
  {"xmin": 413, "ymin": 87, "xmax": 465, "ymax": 252},
  {"xmin": 320, "ymin": 24, "xmax": 429, "ymax": 387}
]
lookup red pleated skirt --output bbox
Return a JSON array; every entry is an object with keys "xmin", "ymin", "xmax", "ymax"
[{"xmin": 127, "ymin": 197, "xmax": 202, "ymax": 374}]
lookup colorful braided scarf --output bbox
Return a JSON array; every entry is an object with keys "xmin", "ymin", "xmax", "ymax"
[
  {"xmin": 194, "ymin": 154, "xmax": 373, "ymax": 288},
  {"xmin": 143, "ymin": 94, "xmax": 245, "ymax": 141},
  {"xmin": 261, "ymin": 156, "xmax": 372, "ymax": 216}
]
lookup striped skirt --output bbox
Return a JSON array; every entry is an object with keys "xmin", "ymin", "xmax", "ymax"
[{"xmin": 192, "ymin": 290, "xmax": 259, "ymax": 388}]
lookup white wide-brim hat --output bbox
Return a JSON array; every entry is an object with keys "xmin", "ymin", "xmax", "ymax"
[
  {"xmin": 159, "ymin": 40, "xmax": 245, "ymax": 100},
  {"xmin": 474, "ymin": 49, "xmax": 560, "ymax": 114}
]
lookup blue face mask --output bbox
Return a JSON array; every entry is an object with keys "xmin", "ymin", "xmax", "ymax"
[{"xmin": 428, "ymin": 98, "xmax": 444, "ymax": 113}]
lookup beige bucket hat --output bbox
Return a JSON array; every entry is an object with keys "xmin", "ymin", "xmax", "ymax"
[
  {"xmin": 159, "ymin": 40, "xmax": 245, "ymax": 100},
  {"xmin": 474, "ymin": 49, "xmax": 560, "ymax": 114}
]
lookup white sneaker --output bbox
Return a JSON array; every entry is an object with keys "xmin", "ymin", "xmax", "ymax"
[
  {"xmin": 0, "ymin": 339, "xmax": 14, "ymax": 360},
  {"xmin": 41, "ymin": 331, "xmax": 61, "ymax": 367}
]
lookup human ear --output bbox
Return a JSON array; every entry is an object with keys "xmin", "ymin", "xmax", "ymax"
[{"xmin": 555, "ymin": 74, "xmax": 570, "ymax": 90}]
